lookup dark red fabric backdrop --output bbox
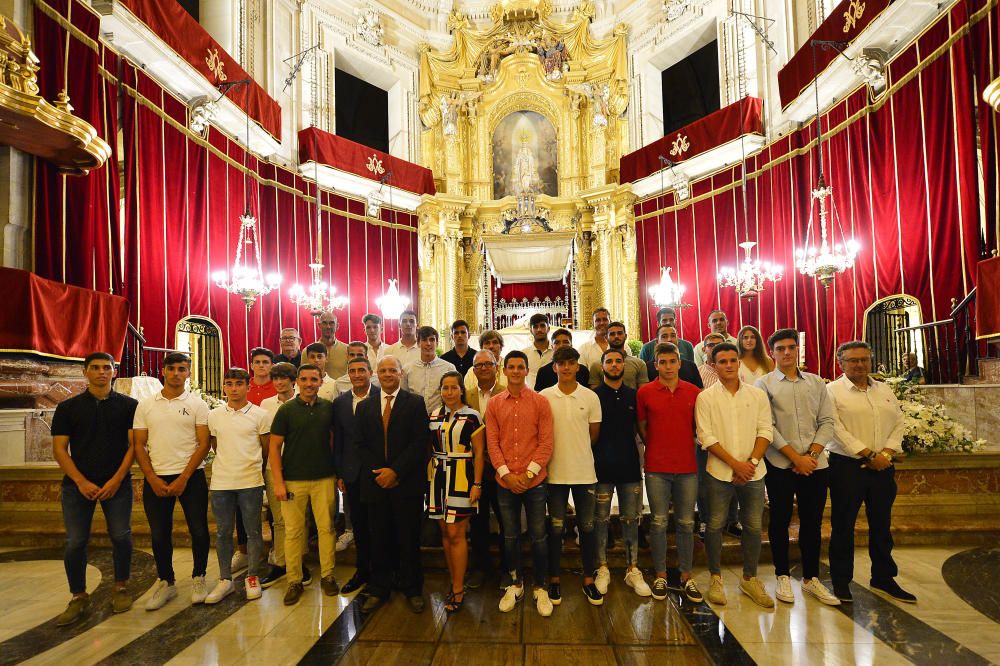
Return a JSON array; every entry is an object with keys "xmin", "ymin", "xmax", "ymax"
[
  {"xmin": 494, "ymin": 279, "xmax": 567, "ymax": 302},
  {"xmin": 633, "ymin": 1, "xmax": 992, "ymax": 377}
]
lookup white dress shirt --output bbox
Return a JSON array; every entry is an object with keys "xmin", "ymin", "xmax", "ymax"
[
  {"xmin": 577, "ymin": 339, "xmax": 611, "ymax": 372},
  {"xmin": 366, "ymin": 341, "xmax": 386, "ymax": 371},
  {"xmin": 521, "ymin": 344, "xmax": 554, "ymax": 389},
  {"xmin": 695, "ymin": 382, "xmax": 773, "ymax": 482},
  {"xmin": 826, "ymin": 375, "xmax": 905, "ymax": 458},
  {"xmin": 383, "ymin": 340, "xmax": 421, "ymax": 367}
]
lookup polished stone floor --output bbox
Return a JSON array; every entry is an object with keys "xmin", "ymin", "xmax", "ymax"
[{"xmin": 1, "ymin": 545, "xmax": 997, "ymax": 665}]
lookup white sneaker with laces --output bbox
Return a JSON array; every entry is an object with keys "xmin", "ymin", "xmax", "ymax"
[
  {"xmin": 595, "ymin": 566, "xmax": 611, "ymax": 595},
  {"xmin": 144, "ymin": 580, "xmax": 177, "ymax": 611},
  {"xmin": 191, "ymin": 576, "xmax": 209, "ymax": 604},
  {"xmin": 230, "ymin": 551, "xmax": 249, "ymax": 574},
  {"xmin": 336, "ymin": 530, "xmax": 355, "ymax": 552},
  {"xmin": 205, "ymin": 579, "xmax": 234, "ymax": 604},
  {"xmin": 802, "ymin": 578, "xmax": 841, "ymax": 606},
  {"xmin": 776, "ymin": 575, "xmax": 795, "ymax": 603},
  {"xmin": 498, "ymin": 584, "xmax": 524, "ymax": 612},
  {"xmin": 533, "ymin": 587, "xmax": 554, "ymax": 617},
  {"xmin": 624, "ymin": 569, "xmax": 652, "ymax": 597},
  {"xmin": 245, "ymin": 575, "xmax": 262, "ymax": 600}
]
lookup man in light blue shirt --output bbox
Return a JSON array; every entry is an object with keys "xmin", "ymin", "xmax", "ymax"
[
  {"xmin": 401, "ymin": 326, "xmax": 456, "ymax": 414},
  {"xmin": 755, "ymin": 328, "xmax": 839, "ymax": 607}
]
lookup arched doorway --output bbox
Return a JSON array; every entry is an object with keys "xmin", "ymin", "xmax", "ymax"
[
  {"xmin": 862, "ymin": 295, "xmax": 924, "ymax": 377},
  {"xmin": 174, "ymin": 316, "xmax": 224, "ymax": 398}
]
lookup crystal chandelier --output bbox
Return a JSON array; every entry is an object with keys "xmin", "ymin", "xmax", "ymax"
[
  {"xmin": 289, "ymin": 263, "xmax": 348, "ymax": 317},
  {"xmin": 377, "ymin": 278, "xmax": 409, "ymax": 320},
  {"xmin": 718, "ymin": 241, "xmax": 782, "ymax": 299},
  {"xmin": 212, "ymin": 209, "xmax": 282, "ymax": 310},
  {"xmin": 210, "ymin": 62, "xmax": 280, "ymax": 310},
  {"xmin": 797, "ymin": 40, "xmax": 861, "ymax": 288},
  {"xmin": 648, "ymin": 267, "xmax": 691, "ymax": 309}
]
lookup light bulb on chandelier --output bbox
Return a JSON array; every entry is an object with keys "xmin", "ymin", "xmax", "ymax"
[
  {"xmin": 648, "ymin": 266, "xmax": 691, "ymax": 309},
  {"xmin": 377, "ymin": 278, "xmax": 410, "ymax": 320},
  {"xmin": 718, "ymin": 241, "xmax": 782, "ymax": 300},
  {"xmin": 211, "ymin": 210, "xmax": 282, "ymax": 310},
  {"xmin": 289, "ymin": 263, "xmax": 348, "ymax": 317}
]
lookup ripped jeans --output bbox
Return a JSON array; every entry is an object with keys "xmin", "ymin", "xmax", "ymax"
[
  {"xmin": 645, "ymin": 472, "xmax": 698, "ymax": 576},
  {"xmin": 547, "ymin": 483, "xmax": 597, "ymax": 579},
  {"xmin": 595, "ymin": 482, "xmax": 642, "ymax": 567}
]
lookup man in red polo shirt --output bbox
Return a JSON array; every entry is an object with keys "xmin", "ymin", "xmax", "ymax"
[
  {"xmin": 247, "ymin": 348, "xmax": 278, "ymax": 406},
  {"xmin": 637, "ymin": 342, "xmax": 703, "ymax": 603}
]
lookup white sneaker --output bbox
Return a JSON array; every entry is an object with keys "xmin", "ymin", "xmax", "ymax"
[
  {"xmin": 144, "ymin": 580, "xmax": 177, "ymax": 611},
  {"xmin": 707, "ymin": 575, "xmax": 727, "ymax": 606},
  {"xmin": 245, "ymin": 575, "xmax": 262, "ymax": 600},
  {"xmin": 230, "ymin": 551, "xmax": 249, "ymax": 574},
  {"xmin": 595, "ymin": 566, "xmax": 611, "ymax": 595},
  {"xmin": 624, "ymin": 569, "xmax": 652, "ymax": 597},
  {"xmin": 776, "ymin": 575, "xmax": 795, "ymax": 604},
  {"xmin": 191, "ymin": 576, "xmax": 208, "ymax": 604},
  {"xmin": 802, "ymin": 578, "xmax": 841, "ymax": 606},
  {"xmin": 204, "ymin": 579, "xmax": 234, "ymax": 604},
  {"xmin": 498, "ymin": 584, "xmax": 524, "ymax": 613},
  {"xmin": 533, "ymin": 587, "xmax": 554, "ymax": 617},
  {"xmin": 336, "ymin": 530, "xmax": 354, "ymax": 552}
]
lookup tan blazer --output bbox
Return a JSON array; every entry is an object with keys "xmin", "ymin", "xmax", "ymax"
[{"xmin": 466, "ymin": 378, "xmax": 506, "ymax": 415}]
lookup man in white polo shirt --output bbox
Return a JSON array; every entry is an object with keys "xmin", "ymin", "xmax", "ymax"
[
  {"xmin": 133, "ymin": 352, "xmax": 211, "ymax": 610},
  {"xmin": 204, "ymin": 368, "xmax": 271, "ymax": 603},
  {"xmin": 539, "ymin": 346, "xmax": 603, "ymax": 608}
]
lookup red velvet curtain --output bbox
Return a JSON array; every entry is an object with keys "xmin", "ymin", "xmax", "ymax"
[
  {"xmin": 32, "ymin": 0, "xmax": 120, "ymax": 294},
  {"xmin": 118, "ymin": 63, "xmax": 418, "ymax": 367},
  {"xmin": 494, "ymin": 279, "xmax": 567, "ymax": 302},
  {"xmin": 635, "ymin": 3, "xmax": 987, "ymax": 377}
]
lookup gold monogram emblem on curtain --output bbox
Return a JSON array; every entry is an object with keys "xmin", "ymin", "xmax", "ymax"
[
  {"xmin": 205, "ymin": 48, "xmax": 227, "ymax": 82},
  {"xmin": 843, "ymin": 0, "xmax": 866, "ymax": 33},
  {"xmin": 366, "ymin": 154, "xmax": 385, "ymax": 175},
  {"xmin": 670, "ymin": 134, "xmax": 690, "ymax": 158}
]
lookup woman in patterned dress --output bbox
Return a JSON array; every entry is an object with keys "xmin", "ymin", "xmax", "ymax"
[{"xmin": 428, "ymin": 371, "xmax": 485, "ymax": 612}]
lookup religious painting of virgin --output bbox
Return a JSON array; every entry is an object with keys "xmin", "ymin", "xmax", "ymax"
[{"xmin": 492, "ymin": 111, "xmax": 558, "ymax": 200}]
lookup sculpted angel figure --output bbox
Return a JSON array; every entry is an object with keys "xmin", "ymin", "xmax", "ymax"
[{"xmin": 537, "ymin": 32, "xmax": 568, "ymax": 80}]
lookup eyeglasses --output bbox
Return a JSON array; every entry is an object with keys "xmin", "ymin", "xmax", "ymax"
[
  {"xmin": 704, "ymin": 343, "xmax": 717, "ymax": 348},
  {"xmin": 473, "ymin": 362, "xmax": 496, "ymax": 369},
  {"xmin": 841, "ymin": 357, "xmax": 871, "ymax": 364},
  {"xmin": 279, "ymin": 336, "xmax": 299, "ymax": 342}
]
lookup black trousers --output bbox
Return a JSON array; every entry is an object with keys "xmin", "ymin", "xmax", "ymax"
[
  {"xmin": 469, "ymin": 476, "xmax": 504, "ymax": 574},
  {"xmin": 143, "ymin": 469, "xmax": 210, "ymax": 583},
  {"xmin": 828, "ymin": 453, "xmax": 898, "ymax": 586},
  {"xmin": 764, "ymin": 461, "xmax": 829, "ymax": 579},
  {"xmin": 344, "ymin": 479, "xmax": 371, "ymax": 580},
  {"xmin": 366, "ymin": 489, "xmax": 423, "ymax": 598}
]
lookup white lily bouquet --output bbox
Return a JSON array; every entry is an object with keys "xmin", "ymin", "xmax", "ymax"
[{"xmin": 883, "ymin": 377, "xmax": 985, "ymax": 454}]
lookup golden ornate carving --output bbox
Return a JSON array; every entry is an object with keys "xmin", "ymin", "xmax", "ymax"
[
  {"xmin": 205, "ymin": 47, "xmax": 227, "ymax": 81},
  {"xmin": 0, "ymin": 14, "xmax": 110, "ymax": 175},
  {"xmin": 843, "ymin": 0, "xmax": 866, "ymax": 33}
]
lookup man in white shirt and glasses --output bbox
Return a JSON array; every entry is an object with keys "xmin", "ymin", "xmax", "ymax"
[
  {"xmin": 695, "ymin": 342, "xmax": 774, "ymax": 609},
  {"xmin": 826, "ymin": 340, "xmax": 914, "ymax": 604},
  {"xmin": 755, "ymin": 329, "xmax": 840, "ymax": 607}
]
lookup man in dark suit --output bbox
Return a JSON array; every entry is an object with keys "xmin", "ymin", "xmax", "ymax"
[
  {"xmin": 355, "ymin": 355, "xmax": 430, "ymax": 614},
  {"xmin": 333, "ymin": 357, "xmax": 377, "ymax": 595},
  {"xmin": 646, "ymin": 325, "xmax": 703, "ymax": 388}
]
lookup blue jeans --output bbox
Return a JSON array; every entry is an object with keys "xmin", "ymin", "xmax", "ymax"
[
  {"xmin": 645, "ymin": 473, "xmax": 698, "ymax": 575},
  {"xmin": 497, "ymin": 483, "xmax": 548, "ymax": 587},
  {"xmin": 211, "ymin": 487, "xmax": 264, "ymax": 579},
  {"xmin": 697, "ymin": 447, "xmax": 737, "ymax": 524},
  {"xmin": 62, "ymin": 479, "xmax": 133, "ymax": 594},
  {"xmin": 704, "ymin": 475, "xmax": 765, "ymax": 577},
  {"xmin": 547, "ymin": 483, "xmax": 597, "ymax": 579},
  {"xmin": 595, "ymin": 482, "xmax": 642, "ymax": 566}
]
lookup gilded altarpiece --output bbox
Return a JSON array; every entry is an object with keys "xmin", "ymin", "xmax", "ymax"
[{"xmin": 415, "ymin": 1, "xmax": 640, "ymax": 337}]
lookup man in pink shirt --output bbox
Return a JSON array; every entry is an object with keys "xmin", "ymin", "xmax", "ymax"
[{"xmin": 485, "ymin": 350, "xmax": 555, "ymax": 617}]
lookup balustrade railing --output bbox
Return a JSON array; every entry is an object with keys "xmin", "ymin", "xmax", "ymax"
[{"xmin": 492, "ymin": 296, "xmax": 571, "ymax": 330}]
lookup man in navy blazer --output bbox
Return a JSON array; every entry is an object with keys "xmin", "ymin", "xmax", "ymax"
[
  {"xmin": 333, "ymin": 357, "xmax": 377, "ymax": 595},
  {"xmin": 354, "ymin": 355, "xmax": 429, "ymax": 614}
]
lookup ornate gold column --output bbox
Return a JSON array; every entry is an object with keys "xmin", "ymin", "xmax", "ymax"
[
  {"xmin": 416, "ymin": 195, "xmax": 470, "ymax": 334},
  {"xmin": 579, "ymin": 184, "xmax": 639, "ymax": 334}
]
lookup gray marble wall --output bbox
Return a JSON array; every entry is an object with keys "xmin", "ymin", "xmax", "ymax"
[{"xmin": 919, "ymin": 385, "xmax": 1000, "ymax": 450}]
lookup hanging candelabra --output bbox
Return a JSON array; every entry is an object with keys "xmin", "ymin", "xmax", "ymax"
[
  {"xmin": 289, "ymin": 163, "xmax": 349, "ymax": 316},
  {"xmin": 718, "ymin": 241, "xmax": 782, "ymax": 299},
  {"xmin": 648, "ymin": 267, "xmax": 691, "ymax": 309},
  {"xmin": 375, "ymin": 172, "xmax": 411, "ymax": 320},
  {"xmin": 212, "ymin": 209, "xmax": 282, "ymax": 310}
]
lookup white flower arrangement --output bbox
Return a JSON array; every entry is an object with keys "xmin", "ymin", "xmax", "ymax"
[{"xmin": 883, "ymin": 377, "xmax": 986, "ymax": 454}]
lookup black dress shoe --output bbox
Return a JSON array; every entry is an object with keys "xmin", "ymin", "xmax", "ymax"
[
  {"xmin": 341, "ymin": 574, "xmax": 368, "ymax": 594},
  {"xmin": 548, "ymin": 583, "xmax": 562, "ymax": 606},
  {"xmin": 833, "ymin": 584, "xmax": 853, "ymax": 603},
  {"xmin": 870, "ymin": 579, "xmax": 917, "ymax": 604},
  {"xmin": 725, "ymin": 522, "xmax": 743, "ymax": 538},
  {"xmin": 361, "ymin": 594, "xmax": 385, "ymax": 613},
  {"xmin": 260, "ymin": 566, "xmax": 286, "ymax": 589},
  {"xmin": 407, "ymin": 595, "xmax": 426, "ymax": 614}
]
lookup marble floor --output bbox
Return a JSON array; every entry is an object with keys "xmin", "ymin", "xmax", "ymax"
[{"xmin": 0, "ymin": 545, "xmax": 997, "ymax": 665}]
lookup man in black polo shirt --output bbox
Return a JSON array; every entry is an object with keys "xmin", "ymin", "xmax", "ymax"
[
  {"xmin": 51, "ymin": 352, "xmax": 139, "ymax": 625},
  {"xmin": 269, "ymin": 364, "xmax": 339, "ymax": 606},
  {"xmin": 440, "ymin": 319, "xmax": 476, "ymax": 377},
  {"xmin": 534, "ymin": 328, "xmax": 590, "ymax": 391}
]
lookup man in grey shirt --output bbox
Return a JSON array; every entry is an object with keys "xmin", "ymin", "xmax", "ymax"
[
  {"xmin": 401, "ymin": 326, "xmax": 456, "ymax": 414},
  {"xmin": 755, "ymin": 329, "xmax": 839, "ymax": 607}
]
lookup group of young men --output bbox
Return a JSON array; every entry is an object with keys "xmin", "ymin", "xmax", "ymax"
[{"xmin": 51, "ymin": 306, "xmax": 914, "ymax": 627}]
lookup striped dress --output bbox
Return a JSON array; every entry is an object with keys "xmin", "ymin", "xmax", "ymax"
[{"xmin": 427, "ymin": 405, "xmax": 484, "ymax": 523}]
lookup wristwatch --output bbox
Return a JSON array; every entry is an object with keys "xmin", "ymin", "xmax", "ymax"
[
  {"xmin": 749, "ymin": 457, "xmax": 760, "ymax": 467},
  {"xmin": 526, "ymin": 470, "xmax": 536, "ymax": 480},
  {"xmin": 808, "ymin": 450, "xmax": 821, "ymax": 460},
  {"xmin": 865, "ymin": 450, "xmax": 878, "ymax": 461},
  {"xmin": 878, "ymin": 450, "xmax": 894, "ymax": 461}
]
